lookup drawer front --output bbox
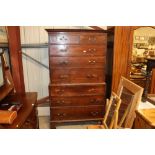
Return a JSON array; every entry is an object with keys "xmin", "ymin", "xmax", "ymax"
[
  {"xmin": 49, "ymin": 33, "xmax": 106, "ymax": 45},
  {"xmin": 50, "ymin": 105, "xmax": 105, "ymax": 121},
  {"xmin": 49, "ymin": 45, "xmax": 106, "ymax": 57},
  {"xmin": 49, "ymin": 34, "xmax": 80, "ymax": 44},
  {"xmin": 49, "ymin": 83, "xmax": 106, "ymax": 96},
  {"xmin": 51, "ymin": 68, "xmax": 105, "ymax": 83},
  {"xmin": 50, "ymin": 56, "xmax": 105, "ymax": 68},
  {"xmin": 50, "ymin": 95, "xmax": 105, "ymax": 107}
]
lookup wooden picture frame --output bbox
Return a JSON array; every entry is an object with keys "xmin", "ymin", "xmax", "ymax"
[
  {"xmin": 87, "ymin": 92, "xmax": 121, "ymax": 129},
  {"xmin": 117, "ymin": 76, "xmax": 144, "ymax": 128}
]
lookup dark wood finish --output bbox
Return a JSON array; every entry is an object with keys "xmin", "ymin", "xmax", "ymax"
[
  {"xmin": 49, "ymin": 83, "xmax": 106, "ymax": 96},
  {"xmin": 50, "ymin": 56, "xmax": 105, "ymax": 68},
  {"xmin": 51, "ymin": 68, "xmax": 105, "ymax": 83},
  {"xmin": 0, "ymin": 92, "xmax": 38, "ymax": 129},
  {"xmin": 112, "ymin": 26, "xmax": 132, "ymax": 93},
  {"xmin": 49, "ymin": 45, "xmax": 106, "ymax": 57},
  {"xmin": 50, "ymin": 95, "xmax": 105, "ymax": 107},
  {"xmin": 150, "ymin": 69, "xmax": 155, "ymax": 94},
  {"xmin": 50, "ymin": 105, "xmax": 104, "ymax": 122},
  {"xmin": 7, "ymin": 26, "xmax": 25, "ymax": 94},
  {"xmin": 46, "ymin": 29, "xmax": 107, "ymax": 128}
]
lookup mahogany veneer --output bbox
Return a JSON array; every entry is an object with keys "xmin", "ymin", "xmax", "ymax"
[{"xmin": 46, "ymin": 29, "xmax": 107, "ymax": 128}]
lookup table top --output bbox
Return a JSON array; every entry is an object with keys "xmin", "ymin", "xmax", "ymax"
[{"xmin": 136, "ymin": 108, "xmax": 155, "ymax": 127}]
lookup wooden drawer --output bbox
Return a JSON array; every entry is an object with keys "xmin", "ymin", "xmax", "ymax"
[
  {"xmin": 51, "ymin": 68, "xmax": 105, "ymax": 83},
  {"xmin": 50, "ymin": 95, "xmax": 105, "ymax": 107},
  {"xmin": 49, "ymin": 33, "xmax": 106, "ymax": 45},
  {"xmin": 50, "ymin": 105, "xmax": 105, "ymax": 121},
  {"xmin": 50, "ymin": 56, "xmax": 105, "ymax": 68},
  {"xmin": 49, "ymin": 83, "xmax": 106, "ymax": 96},
  {"xmin": 49, "ymin": 45, "xmax": 106, "ymax": 57}
]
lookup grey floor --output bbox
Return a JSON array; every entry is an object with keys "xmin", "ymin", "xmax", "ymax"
[{"xmin": 38, "ymin": 116, "xmax": 99, "ymax": 129}]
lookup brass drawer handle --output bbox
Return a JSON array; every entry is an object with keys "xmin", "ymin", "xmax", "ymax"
[
  {"xmin": 55, "ymin": 89, "xmax": 65, "ymax": 93},
  {"xmin": 90, "ymin": 99, "xmax": 97, "ymax": 103},
  {"xmin": 88, "ymin": 37, "xmax": 96, "ymax": 42},
  {"xmin": 60, "ymin": 49, "xmax": 67, "ymax": 52},
  {"xmin": 90, "ymin": 111, "xmax": 99, "ymax": 116},
  {"xmin": 57, "ymin": 113, "xmax": 66, "ymax": 117},
  {"xmin": 88, "ymin": 60, "xmax": 96, "ymax": 64},
  {"xmin": 59, "ymin": 36, "xmax": 68, "ymax": 41},
  {"xmin": 59, "ymin": 61, "xmax": 69, "ymax": 65},
  {"xmin": 56, "ymin": 100, "xmax": 65, "ymax": 104},
  {"xmin": 83, "ymin": 49, "xmax": 96, "ymax": 54},
  {"xmin": 60, "ymin": 75, "xmax": 69, "ymax": 79},
  {"xmin": 86, "ymin": 74, "xmax": 97, "ymax": 78},
  {"xmin": 88, "ymin": 88, "xmax": 96, "ymax": 93}
]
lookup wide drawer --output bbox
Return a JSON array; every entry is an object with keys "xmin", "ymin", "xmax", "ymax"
[
  {"xmin": 50, "ymin": 95, "xmax": 105, "ymax": 107},
  {"xmin": 50, "ymin": 68, "xmax": 105, "ymax": 83},
  {"xmin": 49, "ymin": 83, "xmax": 106, "ymax": 96},
  {"xmin": 50, "ymin": 105, "xmax": 105, "ymax": 121},
  {"xmin": 49, "ymin": 45, "xmax": 106, "ymax": 57},
  {"xmin": 50, "ymin": 56, "xmax": 105, "ymax": 68},
  {"xmin": 49, "ymin": 33, "xmax": 106, "ymax": 44}
]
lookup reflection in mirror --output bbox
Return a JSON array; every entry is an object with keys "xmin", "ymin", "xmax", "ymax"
[{"xmin": 130, "ymin": 27, "xmax": 155, "ymax": 89}]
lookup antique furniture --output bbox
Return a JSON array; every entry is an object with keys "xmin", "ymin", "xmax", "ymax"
[
  {"xmin": 0, "ymin": 52, "xmax": 38, "ymax": 129},
  {"xmin": 116, "ymin": 77, "xmax": 143, "ymax": 128},
  {"xmin": 134, "ymin": 108, "xmax": 155, "ymax": 129},
  {"xmin": 143, "ymin": 58, "xmax": 155, "ymax": 101},
  {"xmin": 87, "ymin": 92, "xmax": 121, "ymax": 129},
  {"xmin": 0, "ymin": 92, "xmax": 38, "ymax": 129},
  {"xmin": 46, "ymin": 29, "xmax": 107, "ymax": 128}
]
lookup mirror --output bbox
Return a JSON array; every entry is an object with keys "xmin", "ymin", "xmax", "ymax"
[
  {"xmin": 0, "ymin": 52, "xmax": 4, "ymax": 87},
  {"xmin": 130, "ymin": 27, "xmax": 155, "ymax": 89}
]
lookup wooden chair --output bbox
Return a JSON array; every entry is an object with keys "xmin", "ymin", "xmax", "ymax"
[{"xmin": 87, "ymin": 92, "xmax": 121, "ymax": 129}]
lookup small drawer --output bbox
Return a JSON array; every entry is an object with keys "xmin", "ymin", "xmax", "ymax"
[
  {"xmin": 49, "ymin": 33, "xmax": 106, "ymax": 45},
  {"xmin": 50, "ymin": 68, "xmax": 105, "ymax": 84},
  {"xmin": 50, "ymin": 105, "xmax": 105, "ymax": 121},
  {"xmin": 49, "ymin": 34, "xmax": 80, "ymax": 44},
  {"xmin": 49, "ymin": 83, "xmax": 106, "ymax": 96},
  {"xmin": 50, "ymin": 95, "xmax": 105, "ymax": 106},
  {"xmin": 80, "ymin": 34, "xmax": 106, "ymax": 44},
  {"xmin": 49, "ymin": 45, "xmax": 106, "ymax": 57},
  {"xmin": 50, "ymin": 56, "xmax": 105, "ymax": 68}
]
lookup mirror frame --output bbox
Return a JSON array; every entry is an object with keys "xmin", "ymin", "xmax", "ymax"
[{"xmin": 117, "ymin": 76, "xmax": 144, "ymax": 128}]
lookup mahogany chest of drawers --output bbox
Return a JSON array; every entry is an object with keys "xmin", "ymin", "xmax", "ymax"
[{"xmin": 46, "ymin": 29, "xmax": 107, "ymax": 128}]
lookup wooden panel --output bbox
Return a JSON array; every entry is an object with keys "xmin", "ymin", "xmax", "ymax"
[
  {"xmin": 50, "ymin": 56, "xmax": 105, "ymax": 68},
  {"xmin": 50, "ymin": 95, "xmax": 105, "ymax": 106},
  {"xmin": 49, "ymin": 83, "xmax": 106, "ymax": 96},
  {"xmin": 49, "ymin": 45, "xmax": 106, "ymax": 57},
  {"xmin": 112, "ymin": 26, "xmax": 132, "ymax": 92},
  {"xmin": 50, "ymin": 105, "xmax": 105, "ymax": 121},
  {"xmin": 51, "ymin": 68, "xmax": 105, "ymax": 83},
  {"xmin": 7, "ymin": 26, "xmax": 25, "ymax": 94},
  {"xmin": 150, "ymin": 69, "xmax": 155, "ymax": 94}
]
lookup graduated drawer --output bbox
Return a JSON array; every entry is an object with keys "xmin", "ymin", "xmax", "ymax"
[
  {"xmin": 50, "ymin": 105, "xmax": 105, "ymax": 121},
  {"xmin": 49, "ymin": 45, "xmax": 106, "ymax": 57},
  {"xmin": 49, "ymin": 33, "xmax": 106, "ymax": 44},
  {"xmin": 50, "ymin": 95, "xmax": 105, "ymax": 107},
  {"xmin": 50, "ymin": 56, "xmax": 105, "ymax": 68},
  {"xmin": 50, "ymin": 68, "xmax": 105, "ymax": 83},
  {"xmin": 49, "ymin": 83, "xmax": 106, "ymax": 96}
]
